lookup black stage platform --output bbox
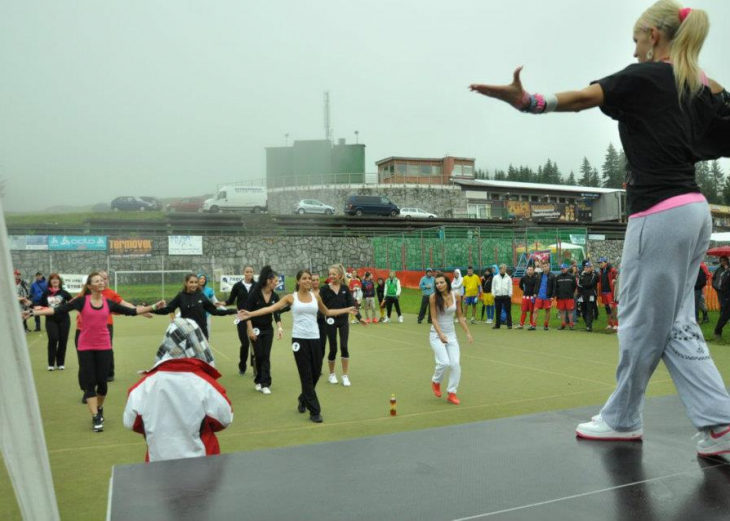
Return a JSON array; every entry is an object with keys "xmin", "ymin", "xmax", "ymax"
[{"xmin": 108, "ymin": 394, "xmax": 730, "ymax": 521}]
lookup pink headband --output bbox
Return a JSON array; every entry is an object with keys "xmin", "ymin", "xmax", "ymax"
[{"xmin": 679, "ymin": 7, "xmax": 692, "ymax": 23}]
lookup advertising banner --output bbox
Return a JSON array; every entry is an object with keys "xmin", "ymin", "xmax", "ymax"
[
  {"xmin": 59, "ymin": 274, "xmax": 88, "ymax": 294},
  {"xmin": 530, "ymin": 204, "xmax": 576, "ymax": 222},
  {"xmin": 168, "ymin": 236, "xmax": 203, "ymax": 255},
  {"xmin": 109, "ymin": 238, "xmax": 153, "ymax": 258},
  {"xmin": 507, "ymin": 201, "xmax": 530, "ymax": 219},
  {"xmin": 220, "ymin": 275, "xmax": 244, "ymax": 293},
  {"xmin": 48, "ymin": 236, "xmax": 107, "ymax": 251},
  {"xmin": 9, "ymin": 236, "xmax": 49, "ymax": 250}
]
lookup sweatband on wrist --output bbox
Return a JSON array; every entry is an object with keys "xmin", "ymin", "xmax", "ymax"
[
  {"xmin": 152, "ymin": 304, "xmax": 157, "ymax": 311},
  {"xmin": 519, "ymin": 92, "xmax": 557, "ymax": 114}
]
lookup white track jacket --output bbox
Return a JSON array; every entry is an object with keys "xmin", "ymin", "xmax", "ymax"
[
  {"xmin": 491, "ymin": 273, "xmax": 513, "ymax": 297},
  {"xmin": 124, "ymin": 358, "xmax": 233, "ymax": 462}
]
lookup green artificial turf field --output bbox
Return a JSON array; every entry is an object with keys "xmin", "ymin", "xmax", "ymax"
[{"xmin": 2, "ymin": 304, "xmax": 730, "ymax": 520}]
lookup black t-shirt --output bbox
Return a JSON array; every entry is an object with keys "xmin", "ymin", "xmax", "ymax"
[
  {"xmin": 594, "ymin": 62, "xmax": 729, "ymax": 214},
  {"xmin": 39, "ymin": 289, "xmax": 74, "ymax": 323}
]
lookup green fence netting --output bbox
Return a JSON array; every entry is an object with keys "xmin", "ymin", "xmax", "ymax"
[{"xmin": 371, "ymin": 227, "xmax": 587, "ymax": 272}]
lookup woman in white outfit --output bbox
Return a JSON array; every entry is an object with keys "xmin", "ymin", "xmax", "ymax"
[
  {"xmin": 451, "ymin": 269, "xmax": 464, "ymax": 323},
  {"xmin": 239, "ymin": 269, "xmax": 355, "ymax": 423},
  {"xmin": 429, "ymin": 272, "xmax": 473, "ymax": 405}
]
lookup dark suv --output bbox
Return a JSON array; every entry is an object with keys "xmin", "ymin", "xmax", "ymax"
[
  {"xmin": 110, "ymin": 196, "xmax": 160, "ymax": 212},
  {"xmin": 345, "ymin": 195, "xmax": 400, "ymax": 217}
]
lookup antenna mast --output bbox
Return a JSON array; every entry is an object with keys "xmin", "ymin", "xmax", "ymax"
[{"xmin": 323, "ymin": 91, "xmax": 332, "ymax": 142}]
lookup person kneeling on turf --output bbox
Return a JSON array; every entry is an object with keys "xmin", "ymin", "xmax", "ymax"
[{"xmin": 123, "ymin": 318, "xmax": 233, "ymax": 462}]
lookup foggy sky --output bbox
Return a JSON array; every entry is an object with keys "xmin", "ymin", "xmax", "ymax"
[{"xmin": 1, "ymin": 0, "xmax": 729, "ymax": 212}]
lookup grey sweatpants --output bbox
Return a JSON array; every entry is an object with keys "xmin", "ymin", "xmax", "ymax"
[{"xmin": 600, "ymin": 201, "xmax": 730, "ymax": 431}]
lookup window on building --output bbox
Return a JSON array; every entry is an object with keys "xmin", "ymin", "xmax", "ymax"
[
  {"xmin": 452, "ymin": 164, "xmax": 462, "ymax": 176},
  {"xmin": 433, "ymin": 166, "xmax": 442, "ymax": 176},
  {"xmin": 531, "ymin": 195, "xmax": 539, "ymax": 202},
  {"xmin": 491, "ymin": 193, "xmax": 500, "ymax": 200},
  {"xmin": 407, "ymin": 164, "xmax": 419, "ymax": 176},
  {"xmin": 396, "ymin": 163, "xmax": 406, "ymax": 174},
  {"xmin": 509, "ymin": 194, "xmax": 519, "ymax": 201},
  {"xmin": 559, "ymin": 197, "xmax": 566, "ymax": 203},
  {"xmin": 467, "ymin": 204, "xmax": 490, "ymax": 219},
  {"xmin": 568, "ymin": 198, "xmax": 575, "ymax": 204},
  {"xmin": 462, "ymin": 165, "xmax": 474, "ymax": 177}
]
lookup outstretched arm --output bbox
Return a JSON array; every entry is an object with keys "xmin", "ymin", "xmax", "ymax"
[{"xmin": 470, "ymin": 66, "xmax": 604, "ymax": 114}]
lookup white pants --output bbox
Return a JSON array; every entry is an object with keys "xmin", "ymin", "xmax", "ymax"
[{"xmin": 430, "ymin": 332, "xmax": 461, "ymax": 394}]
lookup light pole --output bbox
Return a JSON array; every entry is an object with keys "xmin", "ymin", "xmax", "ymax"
[
  {"xmin": 354, "ymin": 130, "xmax": 359, "ymax": 144},
  {"xmin": 285, "ymin": 133, "xmax": 290, "ymax": 146}
]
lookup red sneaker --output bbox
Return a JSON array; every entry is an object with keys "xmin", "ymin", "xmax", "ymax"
[
  {"xmin": 372, "ymin": 318, "xmax": 379, "ymax": 323},
  {"xmin": 447, "ymin": 393, "xmax": 460, "ymax": 405},
  {"xmin": 431, "ymin": 381, "xmax": 442, "ymax": 398}
]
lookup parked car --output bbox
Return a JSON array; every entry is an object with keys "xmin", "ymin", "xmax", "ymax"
[
  {"xmin": 400, "ymin": 207, "xmax": 437, "ymax": 219},
  {"xmin": 344, "ymin": 195, "xmax": 400, "ymax": 217},
  {"xmin": 166, "ymin": 197, "xmax": 206, "ymax": 213},
  {"xmin": 111, "ymin": 196, "xmax": 160, "ymax": 212},
  {"xmin": 140, "ymin": 197, "xmax": 163, "ymax": 211},
  {"xmin": 294, "ymin": 199, "xmax": 335, "ymax": 215},
  {"xmin": 202, "ymin": 186, "xmax": 268, "ymax": 213}
]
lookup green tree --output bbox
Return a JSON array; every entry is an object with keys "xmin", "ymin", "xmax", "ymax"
[
  {"xmin": 579, "ymin": 157, "xmax": 593, "ymax": 186},
  {"xmin": 493, "ymin": 169, "xmax": 507, "ymax": 181},
  {"xmin": 709, "ymin": 160, "xmax": 725, "ymax": 204},
  {"xmin": 602, "ymin": 143, "xmax": 623, "ymax": 188},
  {"xmin": 696, "ymin": 161, "xmax": 715, "ymax": 202},
  {"xmin": 722, "ymin": 175, "xmax": 730, "ymax": 206},
  {"xmin": 566, "ymin": 171, "xmax": 577, "ymax": 185}
]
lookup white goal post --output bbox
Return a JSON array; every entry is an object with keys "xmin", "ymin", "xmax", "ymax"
[{"xmin": 113, "ymin": 270, "xmax": 191, "ymax": 300}]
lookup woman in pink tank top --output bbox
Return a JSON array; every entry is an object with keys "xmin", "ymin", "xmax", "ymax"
[{"xmin": 32, "ymin": 272, "xmax": 163, "ymax": 433}]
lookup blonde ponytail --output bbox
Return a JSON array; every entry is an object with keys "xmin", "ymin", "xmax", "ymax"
[
  {"xmin": 669, "ymin": 8, "xmax": 710, "ymax": 100},
  {"xmin": 635, "ymin": 0, "xmax": 710, "ymax": 101}
]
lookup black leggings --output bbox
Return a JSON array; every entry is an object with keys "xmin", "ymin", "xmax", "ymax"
[
  {"xmin": 78, "ymin": 350, "xmax": 112, "ymax": 398},
  {"xmin": 253, "ymin": 331, "xmax": 274, "ymax": 387},
  {"xmin": 293, "ymin": 338, "xmax": 323, "ymax": 416},
  {"xmin": 327, "ymin": 321, "xmax": 350, "ymax": 361},
  {"xmin": 385, "ymin": 296, "xmax": 401, "ymax": 318},
  {"xmin": 236, "ymin": 322, "xmax": 253, "ymax": 373},
  {"xmin": 76, "ymin": 325, "xmax": 113, "ymax": 392},
  {"xmin": 46, "ymin": 317, "xmax": 70, "ymax": 367}
]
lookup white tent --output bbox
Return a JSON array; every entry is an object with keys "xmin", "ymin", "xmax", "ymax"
[{"xmin": 0, "ymin": 203, "xmax": 60, "ymax": 520}]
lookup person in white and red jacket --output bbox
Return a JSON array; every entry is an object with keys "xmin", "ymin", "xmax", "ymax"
[{"xmin": 123, "ymin": 318, "xmax": 233, "ymax": 462}]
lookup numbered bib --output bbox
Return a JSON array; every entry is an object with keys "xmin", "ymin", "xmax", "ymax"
[
  {"xmin": 292, "ymin": 342, "xmax": 300, "ymax": 352},
  {"xmin": 326, "ymin": 318, "xmax": 335, "ymax": 325},
  {"xmin": 233, "ymin": 318, "xmax": 241, "ymax": 325},
  {"xmin": 253, "ymin": 328, "xmax": 260, "ymax": 336}
]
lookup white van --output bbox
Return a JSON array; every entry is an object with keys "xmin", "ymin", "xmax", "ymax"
[{"xmin": 202, "ymin": 186, "xmax": 268, "ymax": 213}]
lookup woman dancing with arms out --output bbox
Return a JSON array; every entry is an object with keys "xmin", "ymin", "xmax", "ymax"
[
  {"xmin": 239, "ymin": 270, "xmax": 356, "ymax": 423},
  {"xmin": 29, "ymin": 272, "xmax": 163, "ymax": 432},
  {"xmin": 471, "ymin": 0, "xmax": 730, "ymax": 455},
  {"xmin": 429, "ymin": 272, "xmax": 473, "ymax": 405}
]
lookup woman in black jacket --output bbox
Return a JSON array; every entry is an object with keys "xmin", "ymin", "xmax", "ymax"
[
  {"xmin": 39, "ymin": 273, "xmax": 74, "ymax": 371},
  {"xmin": 225, "ymin": 265, "xmax": 256, "ymax": 376},
  {"xmin": 319, "ymin": 264, "xmax": 367, "ymax": 387},
  {"xmin": 153, "ymin": 274, "xmax": 237, "ymax": 338},
  {"xmin": 244, "ymin": 266, "xmax": 285, "ymax": 395}
]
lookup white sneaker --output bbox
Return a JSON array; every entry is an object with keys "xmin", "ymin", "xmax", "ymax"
[
  {"xmin": 328, "ymin": 373, "xmax": 338, "ymax": 385},
  {"xmin": 342, "ymin": 375, "xmax": 351, "ymax": 387},
  {"xmin": 487, "ymin": 319, "xmax": 493, "ymax": 324},
  {"xmin": 470, "ymin": 318, "xmax": 475, "ymax": 324},
  {"xmin": 576, "ymin": 415, "xmax": 643, "ymax": 441},
  {"xmin": 697, "ymin": 425, "xmax": 730, "ymax": 456},
  {"xmin": 261, "ymin": 387, "xmax": 272, "ymax": 395},
  {"xmin": 382, "ymin": 317, "xmax": 389, "ymax": 323},
  {"xmin": 58, "ymin": 365, "xmax": 65, "ymax": 370},
  {"xmin": 613, "ymin": 325, "xmax": 619, "ymax": 331},
  {"xmin": 350, "ymin": 319, "xmax": 357, "ymax": 324},
  {"xmin": 47, "ymin": 366, "xmax": 55, "ymax": 371},
  {"xmin": 255, "ymin": 383, "xmax": 262, "ymax": 392},
  {"xmin": 398, "ymin": 316, "xmax": 403, "ymax": 323}
]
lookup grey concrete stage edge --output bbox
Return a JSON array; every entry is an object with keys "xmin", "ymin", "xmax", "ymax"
[{"xmin": 108, "ymin": 394, "xmax": 730, "ymax": 521}]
